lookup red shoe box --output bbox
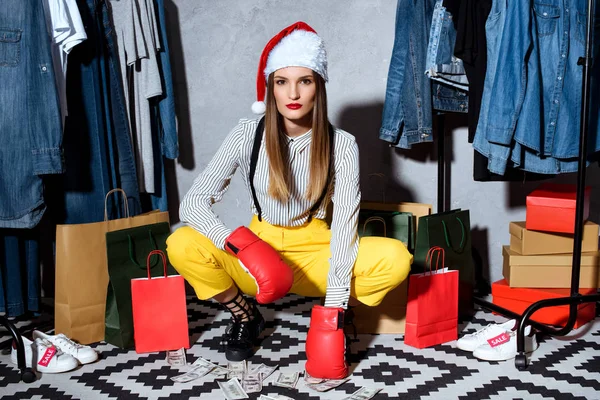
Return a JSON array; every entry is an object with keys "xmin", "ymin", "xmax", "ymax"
[
  {"xmin": 492, "ymin": 279, "xmax": 596, "ymax": 328},
  {"xmin": 526, "ymin": 183, "xmax": 591, "ymax": 234}
]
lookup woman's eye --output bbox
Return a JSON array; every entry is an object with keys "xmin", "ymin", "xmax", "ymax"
[
  {"xmin": 276, "ymin": 80, "xmax": 286, "ymax": 85},
  {"xmin": 301, "ymin": 79, "xmax": 313, "ymax": 85}
]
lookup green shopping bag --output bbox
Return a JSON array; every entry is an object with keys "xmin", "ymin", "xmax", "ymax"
[
  {"xmin": 104, "ymin": 222, "xmax": 178, "ymax": 349},
  {"xmin": 358, "ymin": 210, "xmax": 415, "ymax": 252},
  {"xmin": 413, "ymin": 209, "xmax": 474, "ymax": 311}
]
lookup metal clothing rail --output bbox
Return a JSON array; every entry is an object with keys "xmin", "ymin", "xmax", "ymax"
[{"xmin": 436, "ymin": 0, "xmax": 599, "ymax": 369}]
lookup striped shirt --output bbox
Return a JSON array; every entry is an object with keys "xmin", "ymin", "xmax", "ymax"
[{"xmin": 179, "ymin": 118, "xmax": 361, "ymax": 308}]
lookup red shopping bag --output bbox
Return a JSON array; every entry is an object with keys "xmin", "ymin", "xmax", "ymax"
[
  {"xmin": 131, "ymin": 250, "xmax": 190, "ymax": 353},
  {"xmin": 404, "ymin": 246, "xmax": 459, "ymax": 349}
]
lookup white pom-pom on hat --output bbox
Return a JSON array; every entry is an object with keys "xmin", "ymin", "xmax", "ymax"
[
  {"xmin": 251, "ymin": 101, "xmax": 266, "ymax": 115},
  {"xmin": 252, "ymin": 21, "xmax": 328, "ymax": 114}
]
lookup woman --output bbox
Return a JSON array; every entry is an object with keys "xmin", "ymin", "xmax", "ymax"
[{"xmin": 166, "ymin": 22, "xmax": 412, "ymax": 379}]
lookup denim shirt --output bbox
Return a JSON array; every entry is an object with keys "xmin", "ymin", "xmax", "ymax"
[
  {"xmin": 474, "ymin": 0, "xmax": 600, "ymax": 175},
  {"xmin": 0, "ymin": 1, "xmax": 63, "ymax": 228}
]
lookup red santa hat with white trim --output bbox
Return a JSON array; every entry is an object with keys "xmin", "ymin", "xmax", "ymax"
[{"xmin": 252, "ymin": 21, "xmax": 328, "ymax": 114}]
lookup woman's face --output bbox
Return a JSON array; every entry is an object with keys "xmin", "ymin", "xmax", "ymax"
[{"xmin": 272, "ymin": 66, "xmax": 316, "ymax": 126}]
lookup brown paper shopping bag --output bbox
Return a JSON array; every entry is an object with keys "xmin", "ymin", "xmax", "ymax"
[{"xmin": 54, "ymin": 189, "xmax": 169, "ymax": 344}]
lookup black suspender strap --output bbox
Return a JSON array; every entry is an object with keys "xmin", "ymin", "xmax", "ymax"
[
  {"xmin": 249, "ymin": 118, "xmax": 335, "ymax": 223},
  {"xmin": 249, "ymin": 117, "xmax": 265, "ymax": 221}
]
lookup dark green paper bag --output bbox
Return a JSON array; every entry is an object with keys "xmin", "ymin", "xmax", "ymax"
[
  {"xmin": 413, "ymin": 209, "xmax": 474, "ymax": 310},
  {"xmin": 105, "ymin": 222, "xmax": 178, "ymax": 349},
  {"xmin": 358, "ymin": 210, "xmax": 415, "ymax": 252}
]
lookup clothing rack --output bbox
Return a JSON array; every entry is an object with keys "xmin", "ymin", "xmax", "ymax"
[{"xmin": 435, "ymin": 0, "xmax": 599, "ymax": 369}]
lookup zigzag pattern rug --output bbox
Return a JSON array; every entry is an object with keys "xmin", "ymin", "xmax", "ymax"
[{"xmin": 1, "ymin": 295, "xmax": 599, "ymax": 400}]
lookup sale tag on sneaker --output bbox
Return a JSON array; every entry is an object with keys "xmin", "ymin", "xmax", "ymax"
[
  {"xmin": 487, "ymin": 332, "xmax": 510, "ymax": 348},
  {"xmin": 38, "ymin": 346, "xmax": 57, "ymax": 367}
]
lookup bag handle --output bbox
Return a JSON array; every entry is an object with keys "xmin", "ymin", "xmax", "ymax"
[
  {"xmin": 425, "ymin": 246, "xmax": 445, "ymax": 274},
  {"xmin": 128, "ymin": 230, "xmax": 159, "ymax": 269},
  {"xmin": 146, "ymin": 250, "xmax": 168, "ymax": 279},
  {"xmin": 104, "ymin": 188, "xmax": 130, "ymax": 221},
  {"xmin": 362, "ymin": 216, "xmax": 387, "ymax": 237},
  {"xmin": 441, "ymin": 217, "xmax": 466, "ymax": 253}
]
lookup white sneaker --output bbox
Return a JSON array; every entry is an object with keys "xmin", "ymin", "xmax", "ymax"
[
  {"xmin": 473, "ymin": 325, "xmax": 539, "ymax": 361},
  {"xmin": 457, "ymin": 320, "xmax": 517, "ymax": 352},
  {"xmin": 33, "ymin": 331, "xmax": 99, "ymax": 365},
  {"xmin": 11, "ymin": 337, "xmax": 79, "ymax": 373}
]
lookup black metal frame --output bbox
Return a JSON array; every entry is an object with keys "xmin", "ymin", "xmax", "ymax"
[
  {"xmin": 0, "ymin": 317, "xmax": 35, "ymax": 382},
  {"xmin": 436, "ymin": 0, "xmax": 599, "ymax": 369}
]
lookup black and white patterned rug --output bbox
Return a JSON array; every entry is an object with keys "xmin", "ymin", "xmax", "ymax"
[{"xmin": 1, "ymin": 295, "xmax": 599, "ymax": 400}]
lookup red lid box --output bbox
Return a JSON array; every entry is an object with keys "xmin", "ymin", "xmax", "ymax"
[
  {"xmin": 492, "ymin": 279, "xmax": 596, "ymax": 328},
  {"xmin": 526, "ymin": 184, "xmax": 591, "ymax": 234}
]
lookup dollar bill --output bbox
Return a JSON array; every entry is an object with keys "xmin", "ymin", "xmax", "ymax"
[
  {"xmin": 342, "ymin": 387, "xmax": 382, "ymax": 400},
  {"xmin": 270, "ymin": 395, "xmax": 296, "ymax": 400},
  {"xmin": 257, "ymin": 396, "xmax": 278, "ymax": 400},
  {"xmin": 192, "ymin": 357, "xmax": 228, "ymax": 377},
  {"xmin": 303, "ymin": 371, "xmax": 324, "ymax": 384},
  {"xmin": 249, "ymin": 363, "xmax": 279, "ymax": 381},
  {"xmin": 227, "ymin": 360, "xmax": 247, "ymax": 380},
  {"xmin": 306, "ymin": 377, "xmax": 350, "ymax": 392},
  {"xmin": 170, "ymin": 364, "xmax": 213, "ymax": 383},
  {"xmin": 241, "ymin": 372, "xmax": 262, "ymax": 394},
  {"xmin": 218, "ymin": 378, "xmax": 249, "ymax": 400},
  {"xmin": 273, "ymin": 372, "xmax": 299, "ymax": 389},
  {"xmin": 166, "ymin": 347, "xmax": 187, "ymax": 366}
]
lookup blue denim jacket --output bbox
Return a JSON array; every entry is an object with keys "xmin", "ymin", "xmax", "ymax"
[
  {"xmin": 0, "ymin": 1, "xmax": 63, "ymax": 228},
  {"xmin": 380, "ymin": 0, "xmax": 467, "ymax": 149},
  {"xmin": 474, "ymin": 0, "xmax": 600, "ymax": 175}
]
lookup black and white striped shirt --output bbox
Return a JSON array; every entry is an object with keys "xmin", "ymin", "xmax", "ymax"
[{"xmin": 179, "ymin": 118, "xmax": 360, "ymax": 308}]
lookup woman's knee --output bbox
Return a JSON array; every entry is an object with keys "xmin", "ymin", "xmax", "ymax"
[
  {"xmin": 383, "ymin": 240, "xmax": 412, "ymax": 287},
  {"xmin": 166, "ymin": 226, "xmax": 202, "ymax": 268}
]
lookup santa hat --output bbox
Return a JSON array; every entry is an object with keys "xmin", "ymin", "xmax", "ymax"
[{"xmin": 252, "ymin": 21, "xmax": 328, "ymax": 114}]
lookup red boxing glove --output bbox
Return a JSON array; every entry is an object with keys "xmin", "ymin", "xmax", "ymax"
[
  {"xmin": 224, "ymin": 226, "xmax": 293, "ymax": 304},
  {"xmin": 305, "ymin": 305, "xmax": 348, "ymax": 379}
]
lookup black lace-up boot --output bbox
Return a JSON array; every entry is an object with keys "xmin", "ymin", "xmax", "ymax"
[{"xmin": 220, "ymin": 291, "xmax": 265, "ymax": 361}]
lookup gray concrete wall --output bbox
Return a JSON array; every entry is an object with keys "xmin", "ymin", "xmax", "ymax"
[{"xmin": 164, "ymin": 0, "xmax": 600, "ymax": 289}]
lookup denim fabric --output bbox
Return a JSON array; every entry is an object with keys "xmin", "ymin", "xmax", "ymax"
[
  {"xmin": 426, "ymin": 0, "xmax": 469, "ymax": 91},
  {"xmin": 153, "ymin": 0, "xmax": 178, "ymax": 160},
  {"xmin": 432, "ymin": 82, "xmax": 468, "ymax": 113},
  {"xmin": 0, "ymin": 0, "xmax": 63, "ymax": 228},
  {"xmin": 380, "ymin": 0, "xmax": 437, "ymax": 149},
  {"xmin": 59, "ymin": 0, "xmax": 140, "ymax": 224},
  {"xmin": 474, "ymin": 0, "xmax": 600, "ymax": 175},
  {"xmin": 0, "ymin": 230, "xmax": 40, "ymax": 317}
]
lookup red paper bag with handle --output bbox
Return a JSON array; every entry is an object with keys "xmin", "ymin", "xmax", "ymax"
[
  {"xmin": 131, "ymin": 250, "xmax": 190, "ymax": 353},
  {"xmin": 404, "ymin": 247, "xmax": 459, "ymax": 349}
]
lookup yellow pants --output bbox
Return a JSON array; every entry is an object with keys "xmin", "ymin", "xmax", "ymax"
[{"xmin": 166, "ymin": 216, "xmax": 412, "ymax": 307}]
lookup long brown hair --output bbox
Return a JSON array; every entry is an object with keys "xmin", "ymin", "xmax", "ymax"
[{"xmin": 264, "ymin": 72, "xmax": 330, "ymax": 204}]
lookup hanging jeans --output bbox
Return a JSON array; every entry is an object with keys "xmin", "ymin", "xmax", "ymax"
[
  {"xmin": 0, "ymin": 230, "xmax": 39, "ymax": 317},
  {"xmin": 56, "ymin": 0, "xmax": 140, "ymax": 224}
]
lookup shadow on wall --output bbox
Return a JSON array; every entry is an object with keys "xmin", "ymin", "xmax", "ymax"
[
  {"xmin": 164, "ymin": 0, "xmax": 194, "ymax": 172},
  {"xmin": 163, "ymin": 0, "xmax": 195, "ymax": 224},
  {"xmin": 337, "ymin": 102, "xmax": 416, "ymax": 204}
]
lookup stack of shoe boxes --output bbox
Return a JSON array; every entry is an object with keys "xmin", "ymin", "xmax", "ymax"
[{"xmin": 492, "ymin": 184, "xmax": 600, "ymax": 327}]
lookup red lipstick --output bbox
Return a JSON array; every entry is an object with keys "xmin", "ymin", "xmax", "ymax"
[{"xmin": 286, "ymin": 103, "xmax": 302, "ymax": 110}]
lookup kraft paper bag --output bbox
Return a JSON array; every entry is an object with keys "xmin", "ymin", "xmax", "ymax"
[{"xmin": 54, "ymin": 189, "xmax": 170, "ymax": 344}]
